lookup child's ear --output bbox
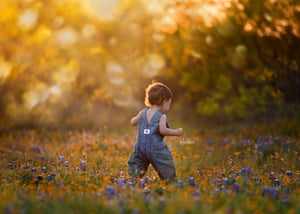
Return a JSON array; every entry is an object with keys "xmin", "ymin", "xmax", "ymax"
[{"xmin": 164, "ymin": 98, "xmax": 171, "ymax": 104}]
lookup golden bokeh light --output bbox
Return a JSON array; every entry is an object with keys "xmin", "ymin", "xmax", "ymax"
[
  {"xmin": 142, "ymin": 54, "xmax": 166, "ymax": 78},
  {"xmin": 79, "ymin": 0, "xmax": 121, "ymax": 20},
  {"xmin": 18, "ymin": 9, "xmax": 38, "ymax": 30},
  {"xmin": 0, "ymin": 58, "xmax": 12, "ymax": 82},
  {"xmin": 106, "ymin": 61, "xmax": 125, "ymax": 86},
  {"xmin": 55, "ymin": 27, "xmax": 78, "ymax": 46},
  {"xmin": 0, "ymin": 0, "xmax": 298, "ymax": 128}
]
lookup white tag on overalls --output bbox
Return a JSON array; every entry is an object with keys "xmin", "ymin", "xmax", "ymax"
[{"xmin": 144, "ymin": 129, "xmax": 150, "ymax": 134}]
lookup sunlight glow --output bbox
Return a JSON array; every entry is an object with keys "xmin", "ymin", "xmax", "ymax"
[
  {"xmin": 53, "ymin": 61, "xmax": 79, "ymax": 85},
  {"xmin": 83, "ymin": 0, "xmax": 120, "ymax": 20},
  {"xmin": 18, "ymin": 9, "xmax": 37, "ymax": 30},
  {"xmin": 205, "ymin": 35, "xmax": 213, "ymax": 46},
  {"xmin": 146, "ymin": 0, "xmax": 164, "ymax": 16},
  {"xmin": 152, "ymin": 32, "xmax": 165, "ymax": 42},
  {"xmin": 264, "ymin": 13, "xmax": 272, "ymax": 22},
  {"xmin": 197, "ymin": 4, "xmax": 226, "ymax": 27},
  {"xmin": 23, "ymin": 83, "xmax": 48, "ymax": 109},
  {"xmin": 82, "ymin": 24, "xmax": 97, "ymax": 39},
  {"xmin": 146, "ymin": 0, "xmax": 229, "ymax": 34},
  {"xmin": 243, "ymin": 22, "xmax": 254, "ymax": 32},
  {"xmin": 106, "ymin": 61, "xmax": 125, "ymax": 86},
  {"xmin": 142, "ymin": 54, "xmax": 165, "ymax": 78},
  {"xmin": 25, "ymin": 90, "xmax": 40, "ymax": 109},
  {"xmin": 159, "ymin": 14, "xmax": 178, "ymax": 34},
  {"xmin": 55, "ymin": 27, "xmax": 78, "ymax": 45},
  {"xmin": 0, "ymin": 58, "xmax": 12, "ymax": 82},
  {"xmin": 113, "ymin": 96, "xmax": 139, "ymax": 107},
  {"xmin": 49, "ymin": 85, "xmax": 62, "ymax": 96},
  {"xmin": 191, "ymin": 50, "xmax": 202, "ymax": 59},
  {"xmin": 24, "ymin": 85, "xmax": 62, "ymax": 109}
]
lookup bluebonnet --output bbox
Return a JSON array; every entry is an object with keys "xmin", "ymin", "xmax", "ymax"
[
  {"xmin": 241, "ymin": 167, "xmax": 250, "ymax": 176},
  {"xmin": 128, "ymin": 179, "xmax": 135, "ymax": 187},
  {"xmin": 8, "ymin": 162, "xmax": 16, "ymax": 169},
  {"xmin": 224, "ymin": 177, "xmax": 230, "ymax": 185},
  {"xmin": 273, "ymin": 178, "xmax": 280, "ymax": 186},
  {"xmin": 262, "ymin": 186, "xmax": 279, "ymax": 199},
  {"xmin": 105, "ymin": 186, "xmax": 116, "ymax": 199},
  {"xmin": 47, "ymin": 173, "xmax": 56, "ymax": 181},
  {"xmin": 80, "ymin": 160, "xmax": 86, "ymax": 171},
  {"xmin": 286, "ymin": 171, "xmax": 293, "ymax": 178},
  {"xmin": 233, "ymin": 182, "xmax": 240, "ymax": 192},
  {"xmin": 117, "ymin": 176, "xmax": 126, "ymax": 188},
  {"xmin": 188, "ymin": 177, "xmax": 198, "ymax": 187},
  {"xmin": 145, "ymin": 176, "xmax": 152, "ymax": 184},
  {"xmin": 138, "ymin": 179, "xmax": 145, "ymax": 188},
  {"xmin": 37, "ymin": 174, "xmax": 43, "ymax": 181},
  {"xmin": 41, "ymin": 167, "xmax": 47, "ymax": 173},
  {"xmin": 59, "ymin": 155, "xmax": 64, "ymax": 163},
  {"xmin": 177, "ymin": 180, "xmax": 183, "ymax": 188}
]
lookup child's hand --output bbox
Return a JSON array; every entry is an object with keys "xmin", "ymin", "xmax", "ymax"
[{"xmin": 176, "ymin": 128, "xmax": 183, "ymax": 136}]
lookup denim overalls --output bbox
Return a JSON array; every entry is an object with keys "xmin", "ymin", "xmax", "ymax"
[{"xmin": 128, "ymin": 108, "xmax": 176, "ymax": 181}]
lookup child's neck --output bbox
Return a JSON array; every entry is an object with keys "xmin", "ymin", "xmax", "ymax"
[{"xmin": 149, "ymin": 105, "xmax": 161, "ymax": 111}]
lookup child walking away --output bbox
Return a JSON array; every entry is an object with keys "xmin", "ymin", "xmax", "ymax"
[{"xmin": 128, "ymin": 82, "xmax": 183, "ymax": 182}]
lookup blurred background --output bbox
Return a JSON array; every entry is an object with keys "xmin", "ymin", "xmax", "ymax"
[{"xmin": 0, "ymin": 0, "xmax": 299, "ymax": 130}]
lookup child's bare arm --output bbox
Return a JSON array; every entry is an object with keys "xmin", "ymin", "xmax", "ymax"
[
  {"xmin": 131, "ymin": 110, "xmax": 143, "ymax": 126},
  {"xmin": 159, "ymin": 114, "xmax": 183, "ymax": 136}
]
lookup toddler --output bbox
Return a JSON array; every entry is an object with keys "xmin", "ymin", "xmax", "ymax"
[{"xmin": 128, "ymin": 82, "xmax": 183, "ymax": 182}]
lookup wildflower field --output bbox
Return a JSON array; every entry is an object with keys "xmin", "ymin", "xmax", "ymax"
[{"xmin": 0, "ymin": 123, "xmax": 299, "ymax": 214}]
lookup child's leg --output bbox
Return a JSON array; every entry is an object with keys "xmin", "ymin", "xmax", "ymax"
[
  {"xmin": 151, "ymin": 146, "xmax": 177, "ymax": 182},
  {"xmin": 128, "ymin": 149, "xmax": 149, "ymax": 178}
]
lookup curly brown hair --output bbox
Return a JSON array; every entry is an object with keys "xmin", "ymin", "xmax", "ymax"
[{"xmin": 144, "ymin": 82, "xmax": 173, "ymax": 107}]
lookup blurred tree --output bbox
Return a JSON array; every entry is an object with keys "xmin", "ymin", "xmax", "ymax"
[
  {"xmin": 0, "ymin": 0, "xmax": 299, "ymax": 129},
  {"xmin": 154, "ymin": 0, "xmax": 300, "ymax": 123}
]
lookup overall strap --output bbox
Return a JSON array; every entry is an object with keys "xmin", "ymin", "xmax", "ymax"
[
  {"xmin": 152, "ymin": 110, "xmax": 163, "ymax": 123},
  {"xmin": 152, "ymin": 110, "xmax": 170, "ymax": 128}
]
